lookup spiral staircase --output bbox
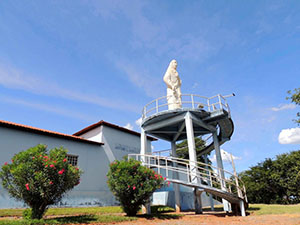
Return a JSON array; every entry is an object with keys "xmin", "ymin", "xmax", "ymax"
[{"xmin": 138, "ymin": 94, "xmax": 247, "ymax": 216}]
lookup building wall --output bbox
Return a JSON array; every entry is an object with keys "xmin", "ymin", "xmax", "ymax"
[
  {"xmin": 78, "ymin": 126, "xmax": 102, "ymax": 143},
  {"xmin": 0, "ymin": 125, "xmax": 152, "ymax": 208},
  {"xmin": 101, "ymin": 125, "xmax": 152, "ymax": 162},
  {"xmin": 0, "ymin": 126, "xmax": 113, "ymax": 208}
]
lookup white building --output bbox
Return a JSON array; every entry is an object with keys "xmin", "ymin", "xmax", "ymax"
[
  {"xmin": 0, "ymin": 119, "xmax": 218, "ymax": 210},
  {"xmin": 0, "ymin": 119, "xmax": 154, "ymax": 208}
]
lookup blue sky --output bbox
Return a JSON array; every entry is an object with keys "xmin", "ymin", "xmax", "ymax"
[{"xmin": 0, "ymin": 0, "xmax": 299, "ymax": 172}]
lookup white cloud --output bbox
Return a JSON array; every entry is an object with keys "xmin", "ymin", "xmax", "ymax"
[
  {"xmin": 135, "ymin": 117, "xmax": 142, "ymax": 127},
  {"xmin": 278, "ymin": 127, "xmax": 300, "ymax": 144},
  {"xmin": 0, "ymin": 63, "xmax": 139, "ymax": 113},
  {"xmin": 271, "ymin": 104, "xmax": 296, "ymax": 112},
  {"xmin": 124, "ymin": 123, "xmax": 133, "ymax": 130},
  {"xmin": 210, "ymin": 149, "xmax": 241, "ymax": 163}
]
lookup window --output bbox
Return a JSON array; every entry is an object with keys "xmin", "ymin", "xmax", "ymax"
[{"xmin": 67, "ymin": 154, "xmax": 79, "ymax": 166}]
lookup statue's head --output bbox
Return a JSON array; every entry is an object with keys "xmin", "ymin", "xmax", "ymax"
[{"xmin": 169, "ymin": 59, "xmax": 177, "ymax": 69}]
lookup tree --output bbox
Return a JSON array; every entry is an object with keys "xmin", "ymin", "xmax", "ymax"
[
  {"xmin": 0, "ymin": 144, "xmax": 82, "ymax": 219},
  {"xmin": 176, "ymin": 137, "xmax": 210, "ymax": 164},
  {"xmin": 287, "ymin": 87, "xmax": 300, "ymax": 125},
  {"xmin": 239, "ymin": 150, "xmax": 300, "ymax": 204},
  {"xmin": 107, "ymin": 158, "xmax": 164, "ymax": 216}
]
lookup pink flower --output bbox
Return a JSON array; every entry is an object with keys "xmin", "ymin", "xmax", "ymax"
[
  {"xmin": 164, "ymin": 177, "xmax": 167, "ymax": 180},
  {"xmin": 75, "ymin": 167, "xmax": 79, "ymax": 170},
  {"xmin": 50, "ymin": 164, "xmax": 55, "ymax": 168},
  {"xmin": 141, "ymin": 183, "xmax": 143, "ymax": 186},
  {"xmin": 53, "ymin": 160, "xmax": 57, "ymax": 163},
  {"xmin": 160, "ymin": 175, "xmax": 162, "ymax": 179},
  {"xmin": 4, "ymin": 162, "xmax": 8, "ymax": 166},
  {"xmin": 167, "ymin": 181, "xmax": 170, "ymax": 186},
  {"xmin": 32, "ymin": 157, "xmax": 35, "ymax": 159},
  {"xmin": 128, "ymin": 185, "xmax": 130, "ymax": 188},
  {"xmin": 49, "ymin": 181, "xmax": 53, "ymax": 185},
  {"xmin": 154, "ymin": 174, "xmax": 158, "ymax": 177},
  {"xmin": 43, "ymin": 156, "xmax": 48, "ymax": 159},
  {"xmin": 63, "ymin": 158, "xmax": 67, "ymax": 162},
  {"xmin": 45, "ymin": 165, "xmax": 48, "ymax": 168},
  {"xmin": 25, "ymin": 183, "xmax": 30, "ymax": 191},
  {"xmin": 58, "ymin": 169, "xmax": 65, "ymax": 175},
  {"xmin": 133, "ymin": 186, "xmax": 136, "ymax": 190}
]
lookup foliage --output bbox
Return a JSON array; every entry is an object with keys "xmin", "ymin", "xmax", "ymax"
[
  {"xmin": 176, "ymin": 137, "xmax": 210, "ymax": 163},
  {"xmin": 107, "ymin": 158, "xmax": 165, "ymax": 216},
  {"xmin": 0, "ymin": 144, "xmax": 82, "ymax": 219},
  {"xmin": 239, "ymin": 150, "xmax": 300, "ymax": 204},
  {"xmin": 287, "ymin": 87, "xmax": 300, "ymax": 125}
]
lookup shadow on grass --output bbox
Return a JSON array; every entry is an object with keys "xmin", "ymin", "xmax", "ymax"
[
  {"xmin": 48, "ymin": 214, "xmax": 98, "ymax": 224},
  {"xmin": 0, "ymin": 215, "xmax": 98, "ymax": 225},
  {"xmin": 137, "ymin": 213, "xmax": 182, "ymax": 220},
  {"xmin": 202, "ymin": 207, "xmax": 224, "ymax": 212},
  {"xmin": 248, "ymin": 207, "xmax": 261, "ymax": 211}
]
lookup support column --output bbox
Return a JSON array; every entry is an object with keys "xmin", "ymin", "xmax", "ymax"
[
  {"xmin": 141, "ymin": 128, "xmax": 151, "ymax": 214},
  {"xmin": 142, "ymin": 203, "xmax": 151, "ymax": 215},
  {"xmin": 194, "ymin": 188, "xmax": 203, "ymax": 214},
  {"xmin": 171, "ymin": 141, "xmax": 181, "ymax": 212},
  {"xmin": 204, "ymin": 155, "xmax": 214, "ymax": 211},
  {"xmin": 185, "ymin": 112, "xmax": 198, "ymax": 183},
  {"xmin": 239, "ymin": 200, "xmax": 246, "ymax": 217},
  {"xmin": 140, "ymin": 128, "xmax": 147, "ymax": 163},
  {"xmin": 213, "ymin": 131, "xmax": 231, "ymax": 212}
]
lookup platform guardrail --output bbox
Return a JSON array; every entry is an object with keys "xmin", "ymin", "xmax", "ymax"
[
  {"xmin": 142, "ymin": 94, "xmax": 230, "ymax": 120},
  {"xmin": 128, "ymin": 154, "xmax": 247, "ymax": 202}
]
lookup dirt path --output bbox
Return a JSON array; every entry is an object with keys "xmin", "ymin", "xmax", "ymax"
[{"xmin": 113, "ymin": 212, "xmax": 300, "ymax": 225}]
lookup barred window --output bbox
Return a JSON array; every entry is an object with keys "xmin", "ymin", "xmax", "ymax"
[{"xmin": 67, "ymin": 154, "xmax": 78, "ymax": 166}]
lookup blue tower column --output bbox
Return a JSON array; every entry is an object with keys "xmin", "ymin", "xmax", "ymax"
[
  {"xmin": 140, "ymin": 128, "xmax": 151, "ymax": 215},
  {"xmin": 204, "ymin": 154, "xmax": 215, "ymax": 211},
  {"xmin": 171, "ymin": 141, "xmax": 181, "ymax": 212},
  {"xmin": 185, "ymin": 112, "xmax": 202, "ymax": 214},
  {"xmin": 213, "ymin": 132, "xmax": 231, "ymax": 212}
]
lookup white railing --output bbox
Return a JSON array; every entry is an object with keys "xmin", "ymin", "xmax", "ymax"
[
  {"xmin": 142, "ymin": 94, "xmax": 230, "ymax": 120},
  {"xmin": 128, "ymin": 154, "xmax": 247, "ymax": 201}
]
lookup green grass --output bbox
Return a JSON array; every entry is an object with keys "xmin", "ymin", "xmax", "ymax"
[
  {"xmin": 248, "ymin": 203, "xmax": 300, "ymax": 215},
  {"xmin": 150, "ymin": 205, "xmax": 175, "ymax": 213},
  {"xmin": 0, "ymin": 206, "xmax": 123, "ymax": 217},
  {"xmin": 0, "ymin": 214, "xmax": 136, "ymax": 225},
  {"xmin": 0, "ymin": 205, "xmax": 179, "ymax": 225}
]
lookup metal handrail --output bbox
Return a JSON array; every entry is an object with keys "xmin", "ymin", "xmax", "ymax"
[
  {"xmin": 128, "ymin": 154, "xmax": 247, "ymax": 201},
  {"xmin": 142, "ymin": 94, "xmax": 230, "ymax": 120}
]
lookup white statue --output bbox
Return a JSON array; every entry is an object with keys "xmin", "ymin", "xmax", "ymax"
[{"xmin": 163, "ymin": 59, "xmax": 182, "ymax": 110}]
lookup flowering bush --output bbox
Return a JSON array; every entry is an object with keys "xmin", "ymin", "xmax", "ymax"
[
  {"xmin": 107, "ymin": 158, "xmax": 165, "ymax": 216},
  {"xmin": 0, "ymin": 144, "xmax": 82, "ymax": 219}
]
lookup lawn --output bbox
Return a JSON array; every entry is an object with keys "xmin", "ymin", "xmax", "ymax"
[
  {"xmin": 248, "ymin": 203, "xmax": 300, "ymax": 215},
  {"xmin": 0, "ymin": 205, "xmax": 180, "ymax": 225},
  {"xmin": 0, "ymin": 204, "xmax": 300, "ymax": 224}
]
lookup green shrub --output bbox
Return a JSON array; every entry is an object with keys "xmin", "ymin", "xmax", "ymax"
[
  {"xmin": 0, "ymin": 144, "xmax": 82, "ymax": 219},
  {"xmin": 107, "ymin": 158, "xmax": 165, "ymax": 216}
]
